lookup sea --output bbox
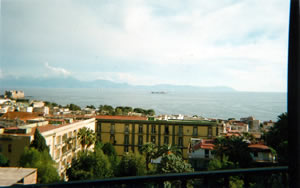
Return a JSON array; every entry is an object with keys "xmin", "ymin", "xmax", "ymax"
[{"xmin": 1, "ymin": 88, "xmax": 287, "ymax": 122}]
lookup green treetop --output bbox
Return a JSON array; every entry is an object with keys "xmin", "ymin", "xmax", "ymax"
[{"xmin": 30, "ymin": 128, "xmax": 49, "ymax": 152}]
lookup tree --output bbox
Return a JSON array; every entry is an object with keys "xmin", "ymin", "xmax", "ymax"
[
  {"xmin": 156, "ymin": 144, "xmax": 181, "ymax": 157},
  {"xmin": 77, "ymin": 127, "xmax": 96, "ymax": 150},
  {"xmin": 208, "ymin": 155, "xmax": 236, "ymax": 170},
  {"xmin": 98, "ymin": 105, "xmax": 114, "ymax": 115},
  {"xmin": 0, "ymin": 154, "xmax": 8, "ymax": 167},
  {"xmin": 212, "ymin": 136, "xmax": 253, "ymax": 168},
  {"xmin": 102, "ymin": 142, "xmax": 117, "ymax": 157},
  {"xmin": 66, "ymin": 150, "xmax": 113, "ymax": 180},
  {"xmin": 86, "ymin": 105, "xmax": 96, "ymax": 109},
  {"xmin": 265, "ymin": 112, "xmax": 288, "ymax": 164},
  {"xmin": 30, "ymin": 128, "xmax": 49, "ymax": 152},
  {"xmin": 133, "ymin": 108, "xmax": 145, "ymax": 114},
  {"xmin": 208, "ymin": 156, "xmax": 242, "ymax": 187},
  {"xmin": 19, "ymin": 147, "xmax": 59, "ymax": 184},
  {"xmin": 146, "ymin": 109, "xmax": 155, "ymax": 116},
  {"xmin": 140, "ymin": 142, "xmax": 158, "ymax": 171},
  {"xmin": 116, "ymin": 152, "xmax": 146, "ymax": 177},
  {"xmin": 67, "ymin": 103, "xmax": 81, "ymax": 111},
  {"xmin": 157, "ymin": 152, "xmax": 193, "ymax": 174}
]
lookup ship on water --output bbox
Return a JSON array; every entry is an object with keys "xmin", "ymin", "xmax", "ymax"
[{"xmin": 151, "ymin": 91, "xmax": 167, "ymax": 94}]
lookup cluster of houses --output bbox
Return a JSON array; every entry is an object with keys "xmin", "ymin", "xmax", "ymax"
[{"xmin": 0, "ymin": 90, "xmax": 277, "ymax": 185}]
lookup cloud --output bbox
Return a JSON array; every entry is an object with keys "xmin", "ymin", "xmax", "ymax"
[
  {"xmin": 2, "ymin": 0, "xmax": 290, "ymax": 92},
  {"xmin": 44, "ymin": 62, "xmax": 71, "ymax": 77}
]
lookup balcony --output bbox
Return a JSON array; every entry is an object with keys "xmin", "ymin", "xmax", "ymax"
[{"xmin": 20, "ymin": 166, "xmax": 288, "ymax": 187}]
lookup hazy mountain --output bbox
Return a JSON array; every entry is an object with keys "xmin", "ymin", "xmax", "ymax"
[{"xmin": 0, "ymin": 76, "xmax": 236, "ymax": 92}]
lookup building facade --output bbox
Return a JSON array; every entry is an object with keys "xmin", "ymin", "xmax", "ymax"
[
  {"xmin": 96, "ymin": 116, "xmax": 220, "ymax": 159},
  {"xmin": 0, "ymin": 118, "xmax": 96, "ymax": 179}
]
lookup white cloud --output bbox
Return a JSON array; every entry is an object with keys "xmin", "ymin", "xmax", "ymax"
[
  {"xmin": 44, "ymin": 62, "xmax": 71, "ymax": 76},
  {"xmin": 2, "ymin": 0, "xmax": 289, "ymax": 91}
]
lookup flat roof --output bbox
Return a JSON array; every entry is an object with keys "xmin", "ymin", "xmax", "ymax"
[{"xmin": 0, "ymin": 167, "xmax": 37, "ymax": 186}]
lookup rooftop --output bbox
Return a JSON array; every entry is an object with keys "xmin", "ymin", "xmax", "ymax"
[
  {"xmin": 0, "ymin": 167, "xmax": 37, "ymax": 186},
  {"xmin": 0, "ymin": 112, "xmax": 41, "ymax": 121}
]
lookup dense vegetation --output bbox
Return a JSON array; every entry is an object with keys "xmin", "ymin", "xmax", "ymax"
[
  {"xmin": 45, "ymin": 100, "xmax": 156, "ymax": 116},
  {"xmin": 20, "ymin": 129, "xmax": 59, "ymax": 183},
  {"xmin": 264, "ymin": 112, "xmax": 288, "ymax": 164}
]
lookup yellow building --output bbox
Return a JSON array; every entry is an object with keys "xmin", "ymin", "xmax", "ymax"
[
  {"xmin": 96, "ymin": 115, "xmax": 220, "ymax": 159},
  {"xmin": 0, "ymin": 117, "xmax": 96, "ymax": 179}
]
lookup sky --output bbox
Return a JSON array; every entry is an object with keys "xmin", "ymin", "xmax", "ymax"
[{"xmin": 0, "ymin": 0, "xmax": 290, "ymax": 92}]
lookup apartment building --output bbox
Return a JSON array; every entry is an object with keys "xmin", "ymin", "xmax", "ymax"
[
  {"xmin": 96, "ymin": 115, "xmax": 220, "ymax": 159},
  {"xmin": 0, "ymin": 117, "xmax": 96, "ymax": 179}
]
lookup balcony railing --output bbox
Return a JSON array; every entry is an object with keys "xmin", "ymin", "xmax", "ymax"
[{"xmin": 16, "ymin": 166, "xmax": 288, "ymax": 187}]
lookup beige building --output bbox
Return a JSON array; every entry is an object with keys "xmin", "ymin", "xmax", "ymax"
[
  {"xmin": 0, "ymin": 117, "xmax": 96, "ymax": 179},
  {"xmin": 96, "ymin": 115, "xmax": 220, "ymax": 159}
]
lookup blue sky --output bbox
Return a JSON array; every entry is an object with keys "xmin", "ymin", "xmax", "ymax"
[{"xmin": 1, "ymin": 0, "xmax": 290, "ymax": 92}]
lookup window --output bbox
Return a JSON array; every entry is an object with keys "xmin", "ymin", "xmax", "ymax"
[
  {"xmin": 110, "ymin": 135, "xmax": 115, "ymax": 145},
  {"xmin": 151, "ymin": 136, "xmax": 156, "ymax": 144},
  {"xmin": 124, "ymin": 135, "xmax": 129, "ymax": 145},
  {"xmin": 254, "ymin": 151, "xmax": 258, "ymax": 157},
  {"xmin": 151, "ymin": 125, "xmax": 156, "ymax": 134},
  {"xmin": 179, "ymin": 126, "xmax": 183, "ymax": 135},
  {"xmin": 97, "ymin": 123, "xmax": 101, "ymax": 132},
  {"xmin": 124, "ymin": 146, "xmax": 129, "ymax": 152},
  {"xmin": 62, "ymin": 133, "xmax": 67, "ymax": 142},
  {"xmin": 138, "ymin": 135, "xmax": 143, "ymax": 146},
  {"xmin": 193, "ymin": 126, "xmax": 198, "ymax": 136},
  {"xmin": 125, "ymin": 124, "xmax": 129, "ymax": 134},
  {"xmin": 56, "ymin": 136, "xmax": 61, "ymax": 145},
  {"xmin": 138, "ymin": 125, "xmax": 143, "ymax": 134},
  {"xmin": 205, "ymin": 149, "xmax": 209, "ymax": 158},
  {"xmin": 164, "ymin": 136, "xmax": 169, "ymax": 144},
  {"xmin": 165, "ymin": 125, "xmax": 169, "ymax": 135},
  {"xmin": 208, "ymin": 127, "xmax": 212, "ymax": 138},
  {"xmin": 178, "ymin": 137, "xmax": 183, "ymax": 147},
  {"xmin": 111, "ymin": 124, "xmax": 115, "ymax": 134},
  {"xmin": 8, "ymin": 144, "xmax": 12, "ymax": 152}
]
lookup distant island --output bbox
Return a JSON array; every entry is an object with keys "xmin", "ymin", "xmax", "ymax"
[{"xmin": 0, "ymin": 76, "xmax": 236, "ymax": 92}]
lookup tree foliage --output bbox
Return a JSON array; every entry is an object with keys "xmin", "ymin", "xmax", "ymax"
[
  {"xmin": 77, "ymin": 127, "xmax": 96, "ymax": 150},
  {"xmin": 264, "ymin": 112, "xmax": 288, "ymax": 164},
  {"xmin": 67, "ymin": 150, "xmax": 113, "ymax": 181},
  {"xmin": 0, "ymin": 154, "xmax": 9, "ymax": 167},
  {"xmin": 140, "ymin": 142, "xmax": 158, "ymax": 171},
  {"xmin": 98, "ymin": 105, "xmax": 114, "ymax": 115},
  {"xmin": 86, "ymin": 105, "xmax": 96, "ymax": 109},
  {"xmin": 66, "ymin": 103, "xmax": 81, "ymax": 111},
  {"xmin": 30, "ymin": 128, "xmax": 49, "ymax": 152},
  {"xmin": 116, "ymin": 152, "xmax": 146, "ymax": 177},
  {"xmin": 19, "ymin": 147, "xmax": 59, "ymax": 184},
  {"xmin": 156, "ymin": 144, "xmax": 182, "ymax": 157},
  {"xmin": 157, "ymin": 152, "xmax": 193, "ymax": 174},
  {"xmin": 212, "ymin": 136, "xmax": 253, "ymax": 168},
  {"xmin": 102, "ymin": 142, "xmax": 117, "ymax": 157}
]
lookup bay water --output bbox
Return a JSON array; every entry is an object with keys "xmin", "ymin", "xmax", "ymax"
[{"xmin": 1, "ymin": 88, "xmax": 287, "ymax": 122}]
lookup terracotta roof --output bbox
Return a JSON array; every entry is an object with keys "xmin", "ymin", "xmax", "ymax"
[
  {"xmin": 2, "ymin": 120, "xmax": 79, "ymax": 136},
  {"xmin": 192, "ymin": 139, "xmax": 215, "ymax": 151},
  {"xmin": 95, "ymin": 115, "xmax": 148, "ymax": 121},
  {"xmin": 1, "ymin": 112, "xmax": 41, "ymax": 121},
  {"xmin": 248, "ymin": 144, "xmax": 270, "ymax": 150}
]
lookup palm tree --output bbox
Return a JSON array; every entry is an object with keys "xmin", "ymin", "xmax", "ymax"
[
  {"xmin": 157, "ymin": 144, "xmax": 182, "ymax": 157},
  {"xmin": 140, "ymin": 142, "xmax": 158, "ymax": 171},
  {"xmin": 77, "ymin": 127, "xmax": 96, "ymax": 150}
]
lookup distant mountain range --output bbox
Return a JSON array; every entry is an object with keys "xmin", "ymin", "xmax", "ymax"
[{"xmin": 0, "ymin": 76, "xmax": 236, "ymax": 92}]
